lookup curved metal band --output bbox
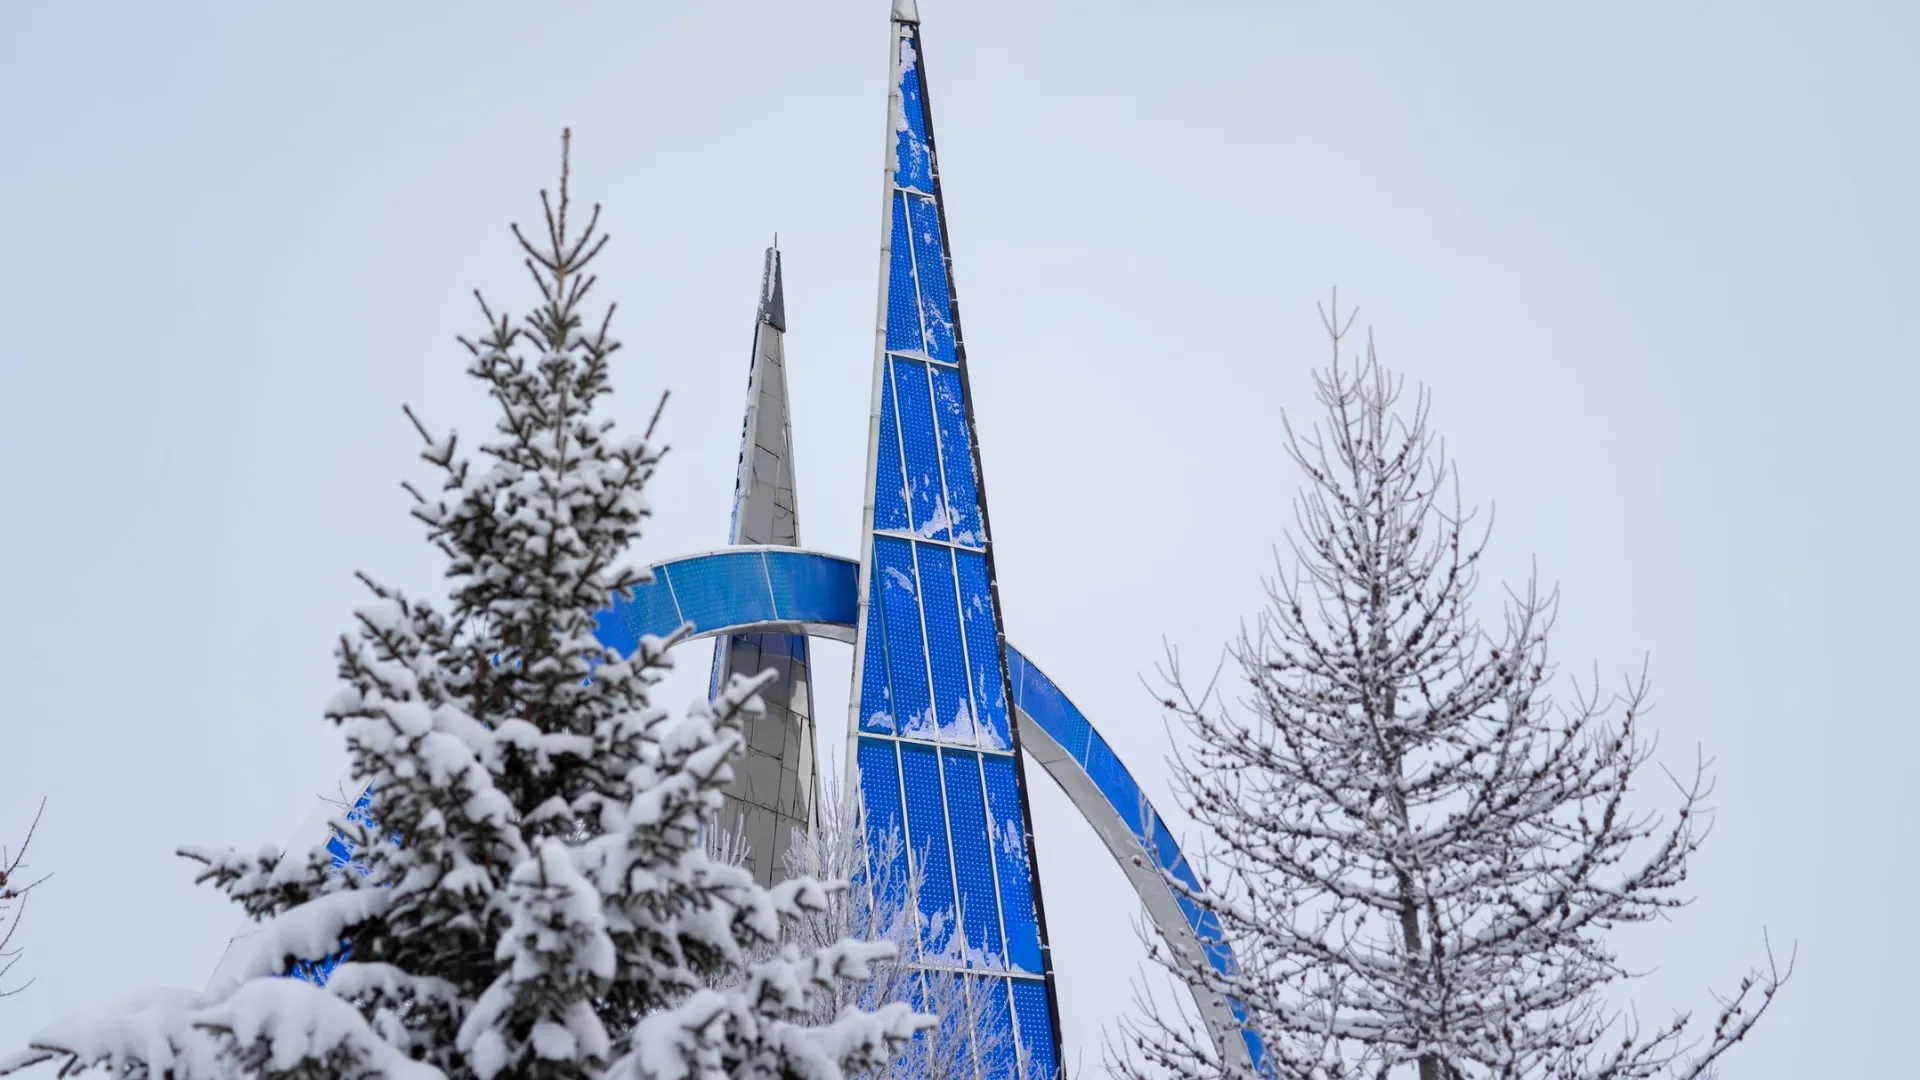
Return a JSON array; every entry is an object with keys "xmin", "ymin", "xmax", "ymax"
[{"xmin": 603, "ymin": 547, "xmax": 1260, "ymax": 1069}]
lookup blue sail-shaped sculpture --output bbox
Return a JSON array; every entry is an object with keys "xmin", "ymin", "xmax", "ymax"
[{"xmin": 848, "ymin": 3, "xmax": 1063, "ymax": 1076}]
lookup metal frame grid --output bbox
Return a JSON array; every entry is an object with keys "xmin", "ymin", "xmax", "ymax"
[{"xmin": 846, "ymin": 9, "xmax": 1063, "ymax": 1077}]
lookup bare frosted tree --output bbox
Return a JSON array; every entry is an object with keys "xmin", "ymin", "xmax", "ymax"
[
  {"xmin": 0, "ymin": 799, "xmax": 49, "ymax": 1000},
  {"xmin": 1118, "ymin": 300, "xmax": 1788, "ymax": 1080},
  {"xmin": 708, "ymin": 771, "xmax": 1048, "ymax": 1079}
]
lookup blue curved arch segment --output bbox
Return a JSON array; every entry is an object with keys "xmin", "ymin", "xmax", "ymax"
[
  {"xmin": 594, "ymin": 547, "xmax": 860, "ymax": 655},
  {"xmin": 602, "ymin": 549, "xmax": 1262, "ymax": 1071}
]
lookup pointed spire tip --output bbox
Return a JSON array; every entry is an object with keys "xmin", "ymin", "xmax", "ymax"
[{"xmin": 758, "ymin": 245, "xmax": 786, "ymax": 332}]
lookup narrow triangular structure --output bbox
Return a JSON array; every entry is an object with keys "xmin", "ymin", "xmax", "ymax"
[
  {"xmin": 848, "ymin": 7, "xmax": 1064, "ymax": 1077},
  {"xmin": 710, "ymin": 243, "xmax": 818, "ymax": 887}
]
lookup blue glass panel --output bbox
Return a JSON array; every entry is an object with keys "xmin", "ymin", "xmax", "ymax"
[
  {"xmin": 980, "ymin": 754, "xmax": 1042, "ymax": 973},
  {"xmin": 886, "ymin": 192, "xmax": 923, "ymax": 352},
  {"xmin": 929, "ymin": 366, "xmax": 982, "ymax": 546},
  {"xmin": 955, "ymin": 551, "xmax": 1011, "ymax": 751},
  {"xmin": 893, "ymin": 30, "xmax": 934, "ymax": 193},
  {"xmin": 614, "ymin": 575, "xmax": 682, "ymax": 645},
  {"xmin": 906, "ymin": 195, "xmax": 956, "ymax": 362},
  {"xmin": 764, "ymin": 551, "xmax": 859, "ymax": 626},
  {"xmin": 975, "ymin": 977, "xmax": 1017, "ymax": 1080},
  {"xmin": 914, "ymin": 543, "xmax": 976, "ymax": 744},
  {"xmin": 857, "ymin": 737, "xmax": 908, "ymax": 913},
  {"xmin": 874, "ymin": 358, "xmax": 912, "ymax": 532},
  {"xmin": 1166, "ymin": 852, "xmax": 1203, "ymax": 894},
  {"xmin": 891, "ymin": 358, "xmax": 947, "ymax": 541},
  {"xmin": 1194, "ymin": 905, "xmax": 1234, "ymax": 975},
  {"xmin": 899, "ymin": 743, "xmax": 957, "ymax": 958},
  {"xmin": 591, "ymin": 603, "xmax": 637, "ymax": 660},
  {"xmin": 941, "ymin": 749, "xmax": 1004, "ymax": 969},
  {"xmin": 1241, "ymin": 1028, "xmax": 1268, "ymax": 1073},
  {"xmin": 1151, "ymin": 815, "xmax": 1183, "ymax": 875},
  {"xmin": 858, "ymin": 563, "xmax": 893, "ymax": 734},
  {"xmin": 933, "ymin": 977, "xmax": 973, "ymax": 1078},
  {"xmin": 662, "ymin": 552, "xmax": 774, "ymax": 634},
  {"xmin": 1085, "ymin": 729, "xmax": 1147, "ymax": 840},
  {"xmin": 1010, "ymin": 979, "xmax": 1058, "ymax": 1080},
  {"xmin": 1007, "ymin": 654, "xmax": 1087, "ymax": 765},
  {"xmin": 873, "ymin": 537, "xmax": 933, "ymax": 735},
  {"xmin": 1004, "ymin": 646, "xmax": 1026, "ymax": 701}
]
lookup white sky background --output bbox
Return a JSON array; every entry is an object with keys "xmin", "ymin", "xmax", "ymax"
[{"xmin": 1, "ymin": 1, "xmax": 1914, "ymax": 1075}]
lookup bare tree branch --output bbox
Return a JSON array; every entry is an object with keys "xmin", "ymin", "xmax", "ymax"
[{"xmin": 0, "ymin": 798, "xmax": 50, "ymax": 999}]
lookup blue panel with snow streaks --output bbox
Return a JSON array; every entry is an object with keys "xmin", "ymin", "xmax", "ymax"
[
  {"xmin": 929, "ymin": 366, "xmax": 982, "ymax": 546},
  {"xmin": 980, "ymin": 754, "xmax": 1043, "ymax": 974},
  {"xmin": 613, "ymin": 575, "xmax": 683, "ymax": 644},
  {"xmin": 941, "ymin": 749, "xmax": 1005, "ymax": 969},
  {"xmin": 893, "ymin": 30, "xmax": 934, "ymax": 193},
  {"xmin": 906, "ymin": 195, "xmax": 956, "ymax": 362},
  {"xmin": 662, "ymin": 553, "xmax": 774, "ymax": 634},
  {"xmin": 1151, "ymin": 816, "xmax": 1183, "ymax": 876},
  {"xmin": 955, "ymin": 551, "xmax": 1010, "ymax": 751},
  {"xmin": 1010, "ymin": 980, "xmax": 1058, "ymax": 1080},
  {"xmin": 914, "ymin": 543, "xmax": 976, "ymax": 745},
  {"xmin": 764, "ymin": 550, "xmax": 858, "ymax": 626},
  {"xmin": 1008, "ymin": 649, "xmax": 1088, "ymax": 765},
  {"xmin": 856, "ymin": 737, "xmax": 909, "ymax": 914},
  {"xmin": 874, "ymin": 366, "xmax": 912, "ymax": 532},
  {"xmin": 858, "ymin": 564, "xmax": 894, "ymax": 734},
  {"xmin": 591, "ymin": 605, "xmax": 638, "ymax": 659},
  {"xmin": 975, "ymin": 977, "xmax": 1017, "ymax": 1079},
  {"xmin": 886, "ymin": 194, "xmax": 923, "ymax": 353},
  {"xmin": 872, "ymin": 537, "xmax": 932, "ymax": 735},
  {"xmin": 891, "ymin": 358, "xmax": 947, "ymax": 541},
  {"xmin": 1085, "ymin": 728, "xmax": 1147, "ymax": 840},
  {"xmin": 899, "ymin": 743, "xmax": 957, "ymax": 958}
]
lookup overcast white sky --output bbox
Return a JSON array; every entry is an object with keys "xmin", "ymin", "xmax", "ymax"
[{"xmin": 2, "ymin": 2, "xmax": 1915, "ymax": 1075}]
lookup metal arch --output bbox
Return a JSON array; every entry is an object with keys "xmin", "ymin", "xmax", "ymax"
[{"xmin": 607, "ymin": 548, "xmax": 1261, "ymax": 1071}]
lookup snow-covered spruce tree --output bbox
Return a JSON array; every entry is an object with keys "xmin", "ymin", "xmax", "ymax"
[
  {"xmin": 2, "ymin": 135, "xmax": 925, "ymax": 1080},
  {"xmin": 1117, "ymin": 302, "xmax": 1788, "ymax": 1080}
]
